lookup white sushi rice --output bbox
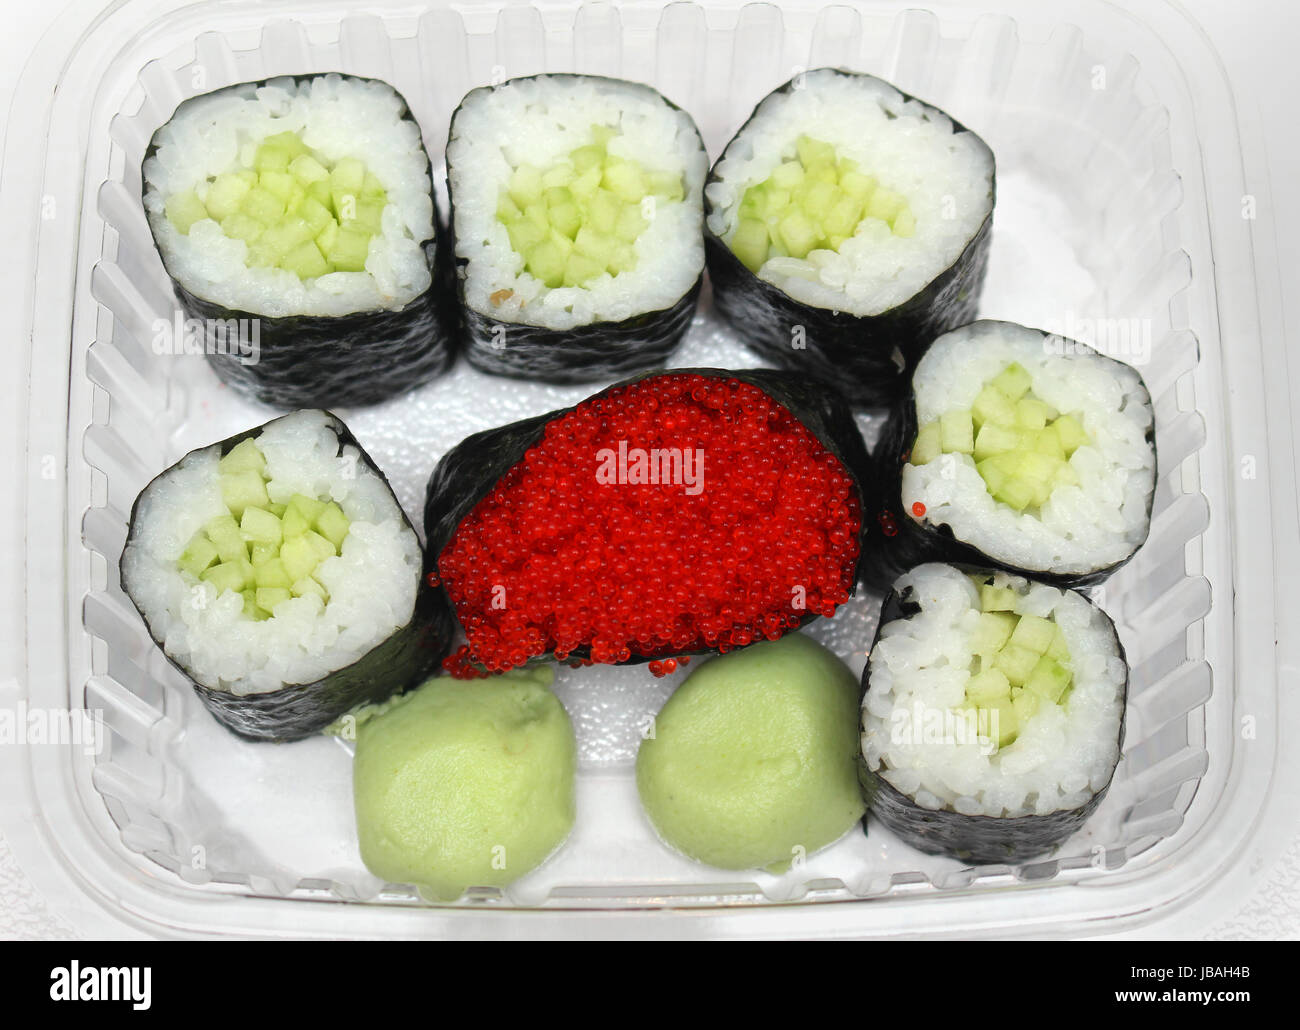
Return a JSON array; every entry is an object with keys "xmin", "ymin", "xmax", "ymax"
[
  {"xmin": 143, "ymin": 74, "xmax": 434, "ymax": 317},
  {"xmin": 121, "ymin": 411, "xmax": 422, "ymax": 696},
  {"xmin": 448, "ymin": 75, "xmax": 707, "ymax": 330},
  {"xmin": 705, "ymin": 69, "xmax": 993, "ymax": 317},
  {"xmin": 861, "ymin": 563, "xmax": 1125, "ymax": 818},
  {"xmin": 903, "ymin": 321, "xmax": 1155, "ymax": 575}
]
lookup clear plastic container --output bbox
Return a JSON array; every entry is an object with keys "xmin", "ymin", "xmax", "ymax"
[{"xmin": 0, "ymin": 0, "xmax": 1291, "ymax": 938}]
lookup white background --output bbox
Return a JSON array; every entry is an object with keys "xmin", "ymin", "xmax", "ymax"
[{"xmin": 0, "ymin": 0, "xmax": 1296, "ymax": 939}]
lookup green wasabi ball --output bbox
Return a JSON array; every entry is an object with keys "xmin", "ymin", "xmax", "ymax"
[
  {"xmin": 636, "ymin": 632, "xmax": 865, "ymax": 872},
  {"xmin": 352, "ymin": 666, "xmax": 576, "ymax": 900}
]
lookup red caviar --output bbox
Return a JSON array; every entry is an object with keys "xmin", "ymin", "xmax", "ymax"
[
  {"xmin": 437, "ymin": 373, "xmax": 862, "ymax": 676},
  {"xmin": 442, "ymin": 647, "xmax": 490, "ymax": 679},
  {"xmin": 911, "ymin": 501, "xmax": 926, "ymax": 518}
]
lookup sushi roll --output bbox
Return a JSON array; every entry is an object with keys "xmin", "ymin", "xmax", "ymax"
[
  {"xmin": 446, "ymin": 74, "xmax": 708, "ymax": 383},
  {"xmin": 143, "ymin": 74, "xmax": 454, "ymax": 408},
  {"xmin": 859, "ymin": 563, "xmax": 1128, "ymax": 863},
  {"xmin": 868, "ymin": 320, "xmax": 1156, "ymax": 590},
  {"xmin": 120, "ymin": 410, "xmax": 452, "ymax": 742},
  {"xmin": 705, "ymin": 68, "xmax": 994, "ymax": 406},
  {"xmin": 424, "ymin": 368, "xmax": 871, "ymax": 676}
]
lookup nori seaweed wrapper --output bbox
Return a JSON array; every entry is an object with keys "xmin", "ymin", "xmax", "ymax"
[
  {"xmin": 857, "ymin": 568, "xmax": 1128, "ymax": 864},
  {"xmin": 121, "ymin": 411, "xmax": 454, "ymax": 743},
  {"xmin": 143, "ymin": 74, "xmax": 456, "ymax": 409},
  {"xmin": 423, "ymin": 367, "xmax": 874, "ymax": 666},
  {"xmin": 863, "ymin": 321, "xmax": 1157, "ymax": 591},
  {"xmin": 704, "ymin": 68, "xmax": 994, "ymax": 408},
  {"xmin": 446, "ymin": 74, "xmax": 706, "ymax": 384}
]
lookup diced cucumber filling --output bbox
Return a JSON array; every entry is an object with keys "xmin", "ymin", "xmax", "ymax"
[
  {"xmin": 177, "ymin": 441, "xmax": 352, "ymax": 620},
  {"xmin": 727, "ymin": 134, "xmax": 916, "ymax": 273},
  {"xmin": 496, "ymin": 125, "xmax": 686, "ymax": 289},
  {"xmin": 910, "ymin": 362, "xmax": 1092, "ymax": 513},
  {"xmin": 959, "ymin": 574, "xmax": 1074, "ymax": 749},
  {"xmin": 164, "ymin": 130, "xmax": 388, "ymax": 280}
]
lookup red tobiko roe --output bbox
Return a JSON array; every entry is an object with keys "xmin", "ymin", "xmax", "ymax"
[{"xmin": 438, "ymin": 373, "xmax": 862, "ymax": 677}]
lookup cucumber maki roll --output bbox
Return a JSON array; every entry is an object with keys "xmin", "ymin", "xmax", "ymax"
[
  {"xmin": 446, "ymin": 74, "xmax": 707, "ymax": 383},
  {"xmin": 705, "ymin": 68, "xmax": 994, "ymax": 406},
  {"xmin": 859, "ymin": 563, "xmax": 1128, "ymax": 864},
  {"xmin": 120, "ymin": 410, "xmax": 452, "ymax": 742},
  {"xmin": 868, "ymin": 321, "xmax": 1156, "ymax": 590},
  {"xmin": 143, "ymin": 74, "xmax": 454, "ymax": 408},
  {"xmin": 424, "ymin": 369, "xmax": 871, "ymax": 676}
]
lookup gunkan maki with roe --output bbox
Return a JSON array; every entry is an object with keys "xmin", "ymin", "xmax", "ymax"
[
  {"xmin": 446, "ymin": 74, "xmax": 708, "ymax": 383},
  {"xmin": 860, "ymin": 562, "xmax": 1128, "ymax": 864},
  {"xmin": 143, "ymin": 74, "xmax": 454, "ymax": 408},
  {"xmin": 120, "ymin": 410, "xmax": 451, "ymax": 741},
  {"xmin": 424, "ymin": 369, "xmax": 871, "ymax": 676},
  {"xmin": 705, "ymin": 68, "xmax": 994, "ymax": 406},
  {"xmin": 867, "ymin": 320, "xmax": 1156, "ymax": 590}
]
